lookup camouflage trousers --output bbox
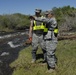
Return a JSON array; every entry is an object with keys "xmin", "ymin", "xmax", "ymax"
[
  {"xmin": 45, "ymin": 38, "xmax": 58, "ymax": 68},
  {"xmin": 31, "ymin": 33, "xmax": 46, "ymax": 61}
]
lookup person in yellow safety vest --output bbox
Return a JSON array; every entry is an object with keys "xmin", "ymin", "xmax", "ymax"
[{"xmin": 29, "ymin": 9, "xmax": 47, "ymax": 63}]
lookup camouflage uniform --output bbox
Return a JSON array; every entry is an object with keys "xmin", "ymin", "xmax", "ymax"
[
  {"xmin": 32, "ymin": 33, "xmax": 46, "ymax": 61},
  {"xmin": 31, "ymin": 9, "xmax": 46, "ymax": 62},
  {"xmin": 44, "ymin": 17, "xmax": 58, "ymax": 68}
]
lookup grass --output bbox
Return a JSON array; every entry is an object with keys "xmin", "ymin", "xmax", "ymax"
[{"xmin": 10, "ymin": 39, "xmax": 76, "ymax": 75}]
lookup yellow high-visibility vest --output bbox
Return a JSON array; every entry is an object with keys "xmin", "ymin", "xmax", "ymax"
[
  {"xmin": 44, "ymin": 27, "xmax": 48, "ymax": 32},
  {"xmin": 33, "ymin": 20, "xmax": 45, "ymax": 30},
  {"xmin": 54, "ymin": 29, "xmax": 58, "ymax": 33},
  {"xmin": 54, "ymin": 24, "xmax": 58, "ymax": 34},
  {"xmin": 33, "ymin": 16, "xmax": 48, "ymax": 32}
]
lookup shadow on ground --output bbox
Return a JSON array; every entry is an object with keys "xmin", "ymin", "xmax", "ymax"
[{"xmin": 36, "ymin": 53, "xmax": 44, "ymax": 60}]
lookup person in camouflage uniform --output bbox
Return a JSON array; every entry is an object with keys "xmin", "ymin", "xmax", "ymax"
[
  {"xmin": 35, "ymin": 10, "xmax": 58, "ymax": 73},
  {"xmin": 29, "ymin": 9, "xmax": 46, "ymax": 63}
]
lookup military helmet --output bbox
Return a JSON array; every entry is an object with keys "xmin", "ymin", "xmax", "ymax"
[
  {"xmin": 35, "ymin": 9, "xmax": 42, "ymax": 13},
  {"xmin": 48, "ymin": 10, "xmax": 54, "ymax": 15}
]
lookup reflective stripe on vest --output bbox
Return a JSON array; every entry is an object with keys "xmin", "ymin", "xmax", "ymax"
[{"xmin": 33, "ymin": 20, "xmax": 45, "ymax": 30}]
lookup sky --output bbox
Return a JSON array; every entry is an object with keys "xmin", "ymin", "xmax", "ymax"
[{"xmin": 0, "ymin": 0, "xmax": 76, "ymax": 15}]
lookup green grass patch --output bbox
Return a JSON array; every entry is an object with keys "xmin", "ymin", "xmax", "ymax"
[{"xmin": 10, "ymin": 40, "xmax": 76, "ymax": 75}]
